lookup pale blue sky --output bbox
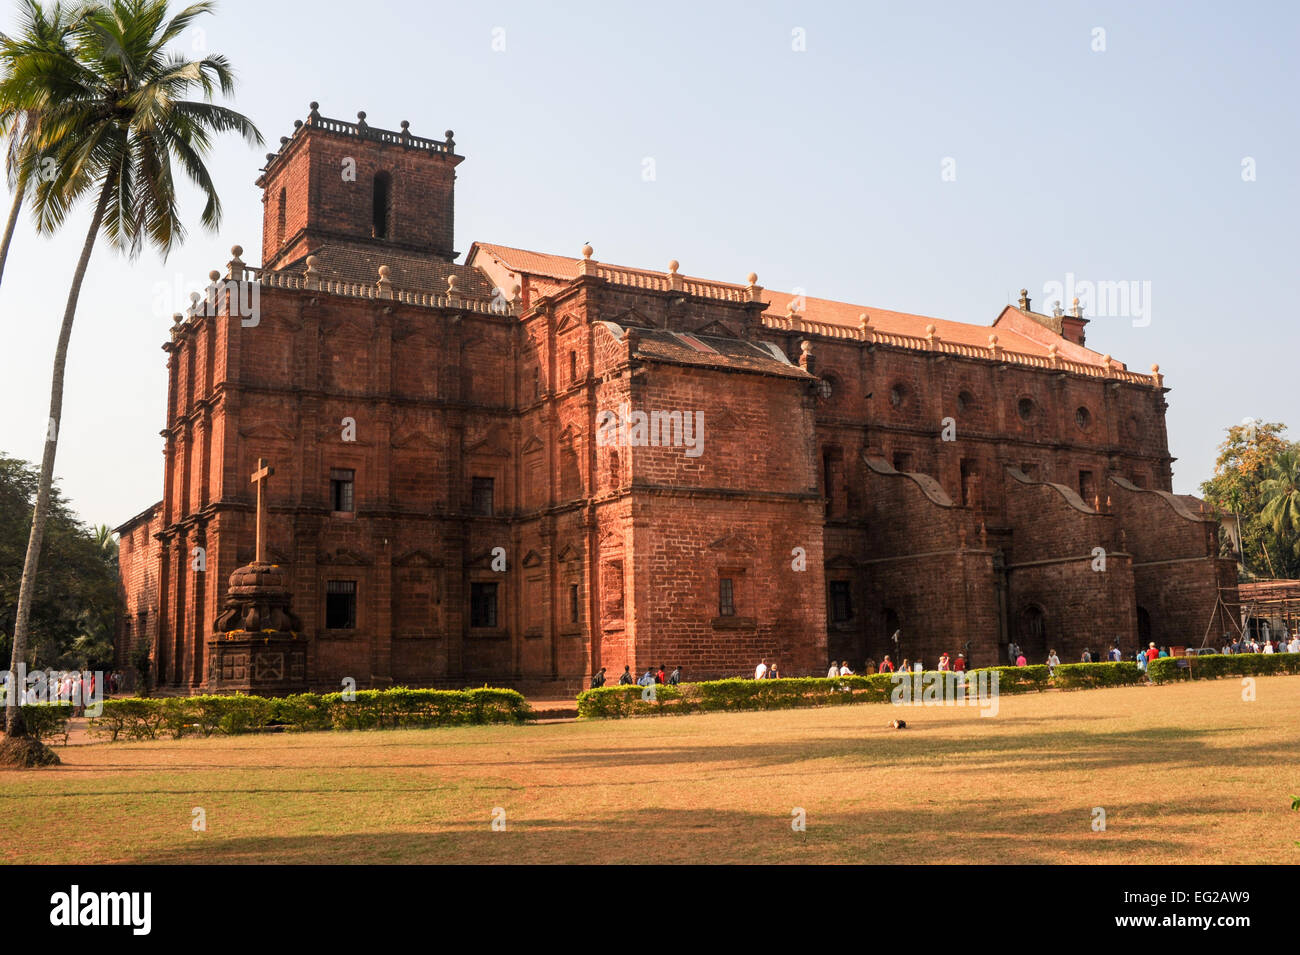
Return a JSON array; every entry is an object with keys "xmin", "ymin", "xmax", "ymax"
[{"xmin": 1, "ymin": 0, "xmax": 1296, "ymax": 528}]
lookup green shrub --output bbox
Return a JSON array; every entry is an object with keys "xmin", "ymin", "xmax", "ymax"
[
  {"xmin": 1052, "ymin": 662, "xmax": 1145, "ymax": 689},
  {"xmin": 1148, "ymin": 652, "xmax": 1300, "ymax": 684},
  {"xmin": 578, "ymin": 672, "xmax": 934, "ymax": 720},
  {"xmin": 87, "ymin": 686, "xmax": 531, "ymax": 739},
  {"xmin": 964, "ymin": 665, "xmax": 1052, "ymax": 694},
  {"xmin": 19, "ymin": 703, "xmax": 73, "ymax": 744},
  {"xmin": 91, "ymin": 698, "xmax": 168, "ymax": 741}
]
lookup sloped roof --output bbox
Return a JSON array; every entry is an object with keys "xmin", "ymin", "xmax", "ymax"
[
  {"xmin": 596, "ymin": 321, "xmax": 811, "ymax": 379},
  {"xmin": 285, "ymin": 245, "xmax": 498, "ymax": 301},
  {"xmin": 469, "ymin": 242, "xmax": 1107, "ymax": 365}
]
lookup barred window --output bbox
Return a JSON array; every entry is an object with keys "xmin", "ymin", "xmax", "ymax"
[
  {"xmin": 330, "ymin": 469, "xmax": 355, "ymax": 513},
  {"xmin": 719, "ymin": 577, "xmax": 735, "ymax": 617}
]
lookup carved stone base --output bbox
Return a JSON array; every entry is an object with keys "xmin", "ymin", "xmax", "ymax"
[{"xmin": 207, "ymin": 632, "xmax": 308, "ymax": 696}]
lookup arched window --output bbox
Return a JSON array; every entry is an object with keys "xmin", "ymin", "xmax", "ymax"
[{"xmin": 372, "ymin": 172, "xmax": 392, "ymax": 239}]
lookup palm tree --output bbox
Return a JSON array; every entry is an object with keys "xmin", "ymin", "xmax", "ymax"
[
  {"xmin": 2, "ymin": 0, "xmax": 261, "ymax": 750},
  {"xmin": 0, "ymin": 1, "xmax": 90, "ymax": 293},
  {"xmin": 1260, "ymin": 448, "xmax": 1300, "ymax": 544}
]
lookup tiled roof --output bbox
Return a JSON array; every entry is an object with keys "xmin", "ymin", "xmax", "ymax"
[
  {"xmin": 599, "ymin": 322, "xmax": 811, "ymax": 379},
  {"xmin": 284, "ymin": 245, "xmax": 498, "ymax": 301},
  {"xmin": 470, "ymin": 242, "xmax": 1104, "ymax": 365}
]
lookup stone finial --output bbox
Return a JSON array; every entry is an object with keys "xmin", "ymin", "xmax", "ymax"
[
  {"xmin": 444, "ymin": 129, "xmax": 455, "ymax": 150},
  {"xmin": 446, "ymin": 273, "xmax": 459, "ymax": 299},
  {"xmin": 746, "ymin": 272, "xmax": 762, "ymax": 303},
  {"xmin": 747, "ymin": 272, "xmax": 758, "ymax": 285},
  {"xmin": 1150, "ymin": 363, "xmax": 1163, "ymax": 387},
  {"xmin": 1047, "ymin": 342, "xmax": 1059, "ymax": 365},
  {"xmin": 171, "ymin": 312, "xmax": 183, "ymax": 339},
  {"xmin": 227, "ymin": 244, "xmax": 245, "ymax": 280},
  {"xmin": 400, "ymin": 120, "xmax": 410, "ymax": 142},
  {"xmin": 1101, "ymin": 354, "xmax": 1113, "ymax": 377},
  {"xmin": 1052, "ymin": 300, "xmax": 1064, "ymax": 318},
  {"xmin": 581, "ymin": 244, "xmax": 593, "ymax": 259},
  {"xmin": 578, "ymin": 244, "xmax": 595, "ymax": 276},
  {"xmin": 988, "ymin": 333, "xmax": 1001, "ymax": 357},
  {"xmin": 786, "ymin": 300, "xmax": 797, "ymax": 317},
  {"xmin": 667, "ymin": 259, "xmax": 683, "ymax": 291},
  {"xmin": 1071, "ymin": 296, "xmax": 1083, "ymax": 318},
  {"xmin": 293, "ymin": 119, "xmax": 302, "ymax": 130},
  {"xmin": 925, "ymin": 323, "xmax": 937, "ymax": 348},
  {"xmin": 308, "ymin": 101, "xmax": 320, "ymax": 121},
  {"xmin": 356, "ymin": 110, "xmax": 368, "ymax": 128},
  {"xmin": 187, "ymin": 290, "xmax": 201, "ymax": 319},
  {"xmin": 511, "ymin": 282, "xmax": 522, "ymax": 302},
  {"xmin": 1018, "ymin": 288, "xmax": 1030, "ymax": 311},
  {"xmin": 799, "ymin": 339, "xmax": 814, "ymax": 373},
  {"xmin": 377, "ymin": 264, "xmax": 393, "ymax": 298},
  {"xmin": 304, "ymin": 254, "xmax": 320, "ymax": 289}
]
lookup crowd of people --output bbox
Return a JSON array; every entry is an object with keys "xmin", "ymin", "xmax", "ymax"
[
  {"xmin": 589, "ymin": 631, "xmax": 1300, "ymax": 691},
  {"xmin": 0, "ymin": 669, "xmax": 128, "ymax": 713}
]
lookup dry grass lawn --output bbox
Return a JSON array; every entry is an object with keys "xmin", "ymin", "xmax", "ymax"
[{"xmin": 1, "ymin": 677, "xmax": 1297, "ymax": 864}]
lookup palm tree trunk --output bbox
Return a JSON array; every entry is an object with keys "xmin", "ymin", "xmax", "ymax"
[
  {"xmin": 0, "ymin": 188, "xmax": 22, "ymax": 294},
  {"xmin": 4, "ymin": 179, "xmax": 110, "ymax": 738}
]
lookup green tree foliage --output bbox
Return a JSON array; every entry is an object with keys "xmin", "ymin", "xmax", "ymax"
[
  {"xmin": 1200, "ymin": 421, "xmax": 1300, "ymax": 579},
  {"xmin": 0, "ymin": 453, "xmax": 120, "ymax": 670}
]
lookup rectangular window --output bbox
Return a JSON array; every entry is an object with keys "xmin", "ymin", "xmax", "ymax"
[
  {"xmin": 472, "ymin": 477, "xmax": 495, "ymax": 516},
  {"xmin": 569, "ymin": 583, "xmax": 580, "ymax": 623},
  {"xmin": 719, "ymin": 577, "xmax": 735, "ymax": 617},
  {"xmin": 325, "ymin": 580, "xmax": 357, "ymax": 630},
  {"xmin": 830, "ymin": 581, "xmax": 853, "ymax": 623},
  {"xmin": 470, "ymin": 582, "xmax": 498, "ymax": 628},
  {"xmin": 330, "ymin": 469, "xmax": 355, "ymax": 513}
]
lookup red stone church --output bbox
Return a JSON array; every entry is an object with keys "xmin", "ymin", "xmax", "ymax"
[{"xmin": 114, "ymin": 104, "xmax": 1240, "ymax": 692}]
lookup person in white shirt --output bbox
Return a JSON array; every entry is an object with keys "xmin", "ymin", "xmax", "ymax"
[
  {"xmin": 838, "ymin": 661, "xmax": 853, "ymax": 676},
  {"xmin": 1288, "ymin": 634, "xmax": 1300, "ymax": 654},
  {"xmin": 827, "ymin": 662, "xmax": 839, "ymax": 678},
  {"xmin": 754, "ymin": 659, "xmax": 768, "ymax": 680},
  {"xmin": 1263, "ymin": 640, "xmax": 1274, "ymax": 654}
]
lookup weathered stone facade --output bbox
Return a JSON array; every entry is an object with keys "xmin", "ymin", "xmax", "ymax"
[{"xmin": 115, "ymin": 106, "xmax": 1238, "ymax": 692}]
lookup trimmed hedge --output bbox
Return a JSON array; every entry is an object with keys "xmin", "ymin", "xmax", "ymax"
[
  {"xmin": 89, "ymin": 687, "xmax": 531, "ymax": 740},
  {"xmin": 17, "ymin": 703, "xmax": 74, "ymax": 744},
  {"xmin": 574, "ymin": 659, "xmax": 1234, "ymax": 719},
  {"xmin": 576, "ymin": 671, "xmax": 1007, "ymax": 719},
  {"xmin": 1148, "ymin": 652, "xmax": 1300, "ymax": 684},
  {"xmin": 1052, "ymin": 662, "xmax": 1145, "ymax": 689}
]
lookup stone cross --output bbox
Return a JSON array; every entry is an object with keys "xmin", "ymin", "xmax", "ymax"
[{"xmin": 251, "ymin": 458, "xmax": 275, "ymax": 563}]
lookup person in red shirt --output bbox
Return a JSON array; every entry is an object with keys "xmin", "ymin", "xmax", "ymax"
[
  {"xmin": 953, "ymin": 653, "xmax": 966, "ymax": 672},
  {"xmin": 878, "ymin": 656, "xmax": 895, "ymax": 673},
  {"xmin": 1145, "ymin": 642, "xmax": 1159, "ymax": 663},
  {"xmin": 655, "ymin": 665, "xmax": 666, "ymax": 684}
]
